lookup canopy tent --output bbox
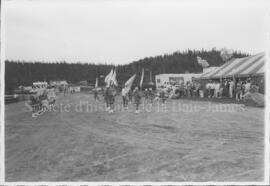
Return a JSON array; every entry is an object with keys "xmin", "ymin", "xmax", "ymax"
[
  {"xmin": 198, "ymin": 52, "xmax": 266, "ymax": 79},
  {"xmin": 198, "ymin": 67, "xmax": 220, "ymax": 79}
]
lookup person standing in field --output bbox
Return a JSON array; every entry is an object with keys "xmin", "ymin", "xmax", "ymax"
[
  {"xmin": 149, "ymin": 87, "xmax": 154, "ymax": 104},
  {"xmin": 108, "ymin": 87, "xmax": 116, "ymax": 113},
  {"xmin": 244, "ymin": 79, "xmax": 251, "ymax": 94},
  {"xmin": 241, "ymin": 81, "xmax": 246, "ymax": 100},
  {"xmin": 235, "ymin": 80, "xmax": 242, "ymax": 101},
  {"xmin": 229, "ymin": 79, "xmax": 235, "ymax": 98},
  {"xmin": 121, "ymin": 86, "xmax": 129, "ymax": 109},
  {"xmin": 210, "ymin": 81, "xmax": 215, "ymax": 98},
  {"xmin": 29, "ymin": 91, "xmax": 42, "ymax": 118},
  {"xmin": 47, "ymin": 86, "xmax": 56, "ymax": 107},
  {"xmin": 206, "ymin": 81, "xmax": 212, "ymax": 98},
  {"xmin": 63, "ymin": 85, "xmax": 68, "ymax": 96},
  {"xmin": 144, "ymin": 88, "xmax": 149, "ymax": 102},
  {"xmin": 104, "ymin": 87, "xmax": 110, "ymax": 111},
  {"xmin": 186, "ymin": 81, "xmax": 191, "ymax": 98},
  {"xmin": 128, "ymin": 90, "xmax": 133, "ymax": 104},
  {"xmin": 94, "ymin": 88, "xmax": 98, "ymax": 101},
  {"xmin": 243, "ymin": 79, "xmax": 251, "ymax": 102},
  {"xmin": 219, "ymin": 80, "xmax": 225, "ymax": 99},
  {"xmin": 225, "ymin": 80, "xmax": 230, "ymax": 97},
  {"xmin": 159, "ymin": 88, "xmax": 167, "ymax": 105},
  {"xmin": 133, "ymin": 87, "xmax": 141, "ymax": 114},
  {"xmin": 214, "ymin": 81, "xmax": 220, "ymax": 98}
]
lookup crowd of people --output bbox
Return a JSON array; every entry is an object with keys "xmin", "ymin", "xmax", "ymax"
[
  {"xmin": 101, "ymin": 86, "xmax": 145, "ymax": 114},
  {"xmin": 97, "ymin": 85, "xmax": 156, "ymax": 114},
  {"xmin": 29, "ymin": 86, "xmax": 56, "ymax": 117},
  {"xmin": 27, "ymin": 76, "xmax": 263, "ymax": 117},
  {"xmin": 95, "ymin": 76, "xmax": 264, "ymax": 114},
  {"xmin": 160, "ymin": 77, "xmax": 262, "ymax": 102}
]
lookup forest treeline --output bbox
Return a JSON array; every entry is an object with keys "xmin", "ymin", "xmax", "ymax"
[{"xmin": 5, "ymin": 48, "xmax": 248, "ymax": 93}]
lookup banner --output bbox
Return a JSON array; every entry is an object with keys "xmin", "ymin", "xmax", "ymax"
[
  {"xmin": 110, "ymin": 69, "xmax": 118, "ymax": 86},
  {"xmin": 220, "ymin": 48, "xmax": 233, "ymax": 62},
  {"xmin": 125, "ymin": 74, "xmax": 136, "ymax": 91},
  {"xmin": 105, "ymin": 69, "xmax": 114, "ymax": 86},
  {"xmin": 197, "ymin": 56, "xmax": 209, "ymax": 68}
]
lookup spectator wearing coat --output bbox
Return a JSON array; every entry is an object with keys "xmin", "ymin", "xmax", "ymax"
[{"xmin": 133, "ymin": 87, "xmax": 142, "ymax": 114}]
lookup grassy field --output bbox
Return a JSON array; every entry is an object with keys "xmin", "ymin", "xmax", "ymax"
[{"xmin": 5, "ymin": 93, "xmax": 265, "ymax": 181}]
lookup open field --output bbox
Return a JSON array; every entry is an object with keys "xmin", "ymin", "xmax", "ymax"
[{"xmin": 5, "ymin": 93, "xmax": 264, "ymax": 181}]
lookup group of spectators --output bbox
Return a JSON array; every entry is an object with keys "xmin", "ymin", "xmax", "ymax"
[
  {"xmin": 94, "ymin": 76, "xmax": 263, "ymax": 114},
  {"xmin": 204, "ymin": 78, "xmax": 254, "ymax": 101},
  {"xmin": 156, "ymin": 77, "xmax": 262, "ymax": 102},
  {"xmin": 29, "ymin": 86, "xmax": 56, "ymax": 117}
]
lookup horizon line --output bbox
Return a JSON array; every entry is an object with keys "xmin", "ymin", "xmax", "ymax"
[{"xmin": 5, "ymin": 48, "xmax": 252, "ymax": 65}]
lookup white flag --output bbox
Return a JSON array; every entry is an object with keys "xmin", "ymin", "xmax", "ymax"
[
  {"xmin": 220, "ymin": 48, "xmax": 233, "ymax": 62},
  {"xmin": 140, "ymin": 68, "xmax": 144, "ymax": 88},
  {"xmin": 197, "ymin": 56, "xmax": 209, "ymax": 68},
  {"xmin": 105, "ymin": 69, "xmax": 113, "ymax": 86},
  {"xmin": 125, "ymin": 74, "xmax": 136, "ymax": 91},
  {"xmin": 110, "ymin": 69, "xmax": 118, "ymax": 86}
]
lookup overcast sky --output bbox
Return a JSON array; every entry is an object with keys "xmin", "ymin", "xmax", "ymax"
[{"xmin": 4, "ymin": 0, "xmax": 269, "ymax": 64}]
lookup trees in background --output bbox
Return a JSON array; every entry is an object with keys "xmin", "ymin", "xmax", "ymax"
[{"xmin": 5, "ymin": 49, "xmax": 248, "ymax": 93}]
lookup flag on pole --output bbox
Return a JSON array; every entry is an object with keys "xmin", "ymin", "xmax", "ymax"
[
  {"xmin": 110, "ymin": 69, "xmax": 118, "ymax": 86},
  {"xmin": 140, "ymin": 68, "xmax": 144, "ymax": 88},
  {"xmin": 125, "ymin": 74, "xmax": 136, "ymax": 91},
  {"xmin": 220, "ymin": 48, "xmax": 233, "ymax": 62},
  {"xmin": 105, "ymin": 69, "xmax": 113, "ymax": 86},
  {"xmin": 197, "ymin": 56, "xmax": 209, "ymax": 68},
  {"xmin": 95, "ymin": 77, "xmax": 98, "ymax": 88}
]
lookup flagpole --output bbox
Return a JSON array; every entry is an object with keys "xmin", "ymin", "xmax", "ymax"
[
  {"xmin": 140, "ymin": 68, "xmax": 144, "ymax": 92},
  {"xmin": 95, "ymin": 77, "xmax": 98, "ymax": 88}
]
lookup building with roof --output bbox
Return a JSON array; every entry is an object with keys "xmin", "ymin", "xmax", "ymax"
[
  {"xmin": 155, "ymin": 73, "xmax": 201, "ymax": 89},
  {"xmin": 198, "ymin": 52, "xmax": 266, "ymax": 79}
]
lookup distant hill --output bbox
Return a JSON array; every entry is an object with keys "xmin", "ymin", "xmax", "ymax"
[{"xmin": 5, "ymin": 48, "xmax": 248, "ymax": 93}]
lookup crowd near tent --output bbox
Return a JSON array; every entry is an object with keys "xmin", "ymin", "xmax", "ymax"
[
  {"xmin": 198, "ymin": 52, "xmax": 266, "ymax": 79},
  {"xmin": 155, "ymin": 73, "xmax": 201, "ymax": 89}
]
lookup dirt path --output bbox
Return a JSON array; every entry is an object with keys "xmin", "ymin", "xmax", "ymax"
[{"xmin": 5, "ymin": 93, "xmax": 264, "ymax": 181}]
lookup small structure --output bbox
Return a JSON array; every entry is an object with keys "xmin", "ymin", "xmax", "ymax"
[
  {"xmin": 155, "ymin": 73, "xmax": 200, "ymax": 89},
  {"xmin": 50, "ymin": 80, "xmax": 68, "ymax": 87},
  {"xmin": 67, "ymin": 83, "xmax": 81, "ymax": 93},
  {"xmin": 73, "ymin": 86, "xmax": 81, "ymax": 92},
  {"xmin": 49, "ymin": 80, "xmax": 68, "ymax": 93},
  {"xmin": 78, "ymin": 80, "xmax": 88, "ymax": 86}
]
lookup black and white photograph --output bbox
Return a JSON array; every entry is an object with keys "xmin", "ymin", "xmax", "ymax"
[{"xmin": 1, "ymin": 0, "xmax": 270, "ymax": 184}]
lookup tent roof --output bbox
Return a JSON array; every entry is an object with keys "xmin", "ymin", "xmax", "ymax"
[
  {"xmin": 198, "ymin": 52, "xmax": 266, "ymax": 79},
  {"xmin": 198, "ymin": 67, "xmax": 220, "ymax": 79}
]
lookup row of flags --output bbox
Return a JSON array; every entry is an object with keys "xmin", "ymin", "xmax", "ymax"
[
  {"xmin": 95, "ymin": 68, "xmax": 145, "ymax": 90},
  {"xmin": 97, "ymin": 51, "xmax": 233, "ymax": 88}
]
